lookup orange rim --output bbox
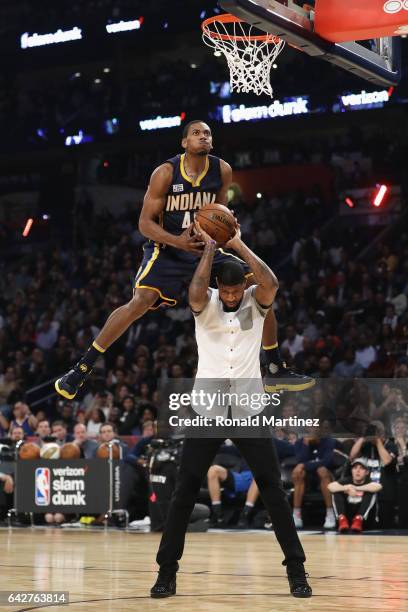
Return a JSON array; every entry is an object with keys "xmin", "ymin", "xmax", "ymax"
[{"xmin": 201, "ymin": 13, "xmax": 280, "ymax": 43}]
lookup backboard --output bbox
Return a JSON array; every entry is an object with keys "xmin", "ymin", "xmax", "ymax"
[{"xmin": 219, "ymin": 0, "xmax": 402, "ymax": 86}]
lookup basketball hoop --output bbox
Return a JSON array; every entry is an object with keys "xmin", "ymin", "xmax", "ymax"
[{"xmin": 201, "ymin": 13, "xmax": 285, "ymax": 98}]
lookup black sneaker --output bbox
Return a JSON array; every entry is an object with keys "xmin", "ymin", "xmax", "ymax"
[
  {"xmin": 237, "ymin": 508, "xmax": 251, "ymax": 529},
  {"xmin": 150, "ymin": 572, "xmax": 177, "ymax": 598},
  {"xmin": 55, "ymin": 364, "xmax": 92, "ymax": 400},
  {"xmin": 264, "ymin": 363, "xmax": 315, "ymax": 393},
  {"xmin": 209, "ymin": 514, "xmax": 225, "ymax": 528},
  {"xmin": 287, "ymin": 562, "xmax": 312, "ymax": 598}
]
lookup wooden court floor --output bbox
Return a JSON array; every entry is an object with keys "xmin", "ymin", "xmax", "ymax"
[{"xmin": 1, "ymin": 528, "xmax": 407, "ymax": 611}]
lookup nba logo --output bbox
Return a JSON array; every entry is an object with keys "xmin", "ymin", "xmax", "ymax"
[{"xmin": 35, "ymin": 468, "xmax": 50, "ymax": 506}]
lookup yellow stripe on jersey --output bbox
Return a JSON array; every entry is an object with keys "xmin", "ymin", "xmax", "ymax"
[{"xmin": 180, "ymin": 153, "xmax": 209, "ymax": 187}]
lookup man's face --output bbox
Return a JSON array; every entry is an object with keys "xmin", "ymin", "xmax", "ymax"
[
  {"xmin": 100, "ymin": 425, "xmax": 114, "ymax": 443},
  {"xmin": 13, "ymin": 402, "xmax": 26, "ymax": 419},
  {"xmin": 74, "ymin": 424, "xmax": 87, "ymax": 443},
  {"xmin": 352, "ymin": 464, "xmax": 368, "ymax": 484},
  {"xmin": 52, "ymin": 425, "xmax": 66, "ymax": 441},
  {"xmin": 217, "ymin": 282, "xmax": 246, "ymax": 310},
  {"xmin": 182, "ymin": 122, "xmax": 213, "ymax": 156},
  {"xmin": 37, "ymin": 420, "xmax": 51, "ymax": 438},
  {"xmin": 11, "ymin": 427, "xmax": 24, "ymax": 441},
  {"xmin": 286, "ymin": 326, "xmax": 296, "ymax": 340}
]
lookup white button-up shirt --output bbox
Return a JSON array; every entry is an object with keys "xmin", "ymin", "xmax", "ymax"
[{"xmin": 192, "ymin": 287, "xmax": 269, "ymax": 418}]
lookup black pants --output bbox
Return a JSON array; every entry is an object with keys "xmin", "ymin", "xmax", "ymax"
[
  {"xmin": 332, "ymin": 491, "xmax": 376, "ymax": 522},
  {"xmin": 156, "ymin": 437, "xmax": 306, "ymax": 574}
]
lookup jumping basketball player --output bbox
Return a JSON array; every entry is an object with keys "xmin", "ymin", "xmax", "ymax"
[
  {"xmin": 150, "ymin": 225, "xmax": 312, "ymax": 599},
  {"xmin": 55, "ymin": 120, "xmax": 313, "ymax": 399}
]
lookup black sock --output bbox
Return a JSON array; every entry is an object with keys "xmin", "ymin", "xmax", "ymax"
[
  {"xmin": 77, "ymin": 341, "xmax": 105, "ymax": 371},
  {"xmin": 263, "ymin": 343, "xmax": 282, "ymax": 371}
]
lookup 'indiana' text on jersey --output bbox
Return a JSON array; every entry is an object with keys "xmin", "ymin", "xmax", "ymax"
[{"xmin": 163, "ymin": 153, "xmax": 222, "ymax": 234}]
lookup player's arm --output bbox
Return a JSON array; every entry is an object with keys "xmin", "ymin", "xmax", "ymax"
[
  {"xmin": 139, "ymin": 163, "xmax": 204, "ymax": 254},
  {"xmin": 188, "ymin": 226, "xmax": 216, "ymax": 314},
  {"xmin": 224, "ymin": 231, "xmax": 279, "ymax": 307},
  {"xmin": 215, "ymin": 159, "xmax": 233, "ymax": 205}
]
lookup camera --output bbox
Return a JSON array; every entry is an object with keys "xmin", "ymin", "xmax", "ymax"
[{"xmin": 365, "ymin": 424, "xmax": 378, "ymax": 437}]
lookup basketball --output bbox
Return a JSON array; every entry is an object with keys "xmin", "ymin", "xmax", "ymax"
[
  {"xmin": 40, "ymin": 442, "xmax": 61, "ymax": 459},
  {"xmin": 19, "ymin": 442, "xmax": 40, "ymax": 460},
  {"xmin": 196, "ymin": 203, "xmax": 236, "ymax": 244},
  {"xmin": 96, "ymin": 442, "xmax": 120, "ymax": 459},
  {"xmin": 60, "ymin": 442, "xmax": 81, "ymax": 459}
]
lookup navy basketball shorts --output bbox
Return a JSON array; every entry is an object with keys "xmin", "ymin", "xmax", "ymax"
[{"xmin": 133, "ymin": 242, "xmax": 252, "ymax": 309}]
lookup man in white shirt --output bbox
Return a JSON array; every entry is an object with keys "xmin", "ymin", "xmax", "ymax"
[{"xmin": 151, "ymin": 227, "xmax": 311, "ymax": 599}]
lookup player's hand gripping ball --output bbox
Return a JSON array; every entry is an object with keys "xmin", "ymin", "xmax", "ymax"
[{"xmin": 195, "ymin": 203, "xmax": 237, "ymax": 244}]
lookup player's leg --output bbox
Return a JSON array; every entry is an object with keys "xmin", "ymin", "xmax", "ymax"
[
  {"xmin": 55, "ymin": 287, "xmax": 157, "ymax": 399},
  {"xmin": 292, "ymin": 463, "xmax": 306, "ymax": 528},
  {"xmin": 234, "ymin": 437, "xmax": 311, "ymax": 598},
  {"xmin": 262, "ymin": 308, "xmax": 315, "ymax": 392},
  {"xmin": 237, "ymin": 477, "xmax": 258, "ymax": 528},
  {"xmin": 316, "ymin": 466, "xmax": 335, "ymax": 529},
  {"xmin": 151, "ymin": 437, "xmax": 222, "ymax": 598},
  {"xmin": 207, "ymin": 464, "xmax": 228, "ymax": 526}
]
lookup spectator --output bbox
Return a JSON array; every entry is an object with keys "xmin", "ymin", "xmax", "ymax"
[
  {"xmin": 9, "ymin": 402, "xmax": 37, "ymax": 436},
  {"xmin": 355, "ymin": 334, "xmax": 377, "ymax": 370},
  {"xmin": 36, "ymin": 318, "xmax": 58, "ymax": 351},
  {"xmin": 10, "ymin": 426, "xmax": 25, "ymax": 442},
  {"xmin": 328, "ymin": 457, "xmax": 382, "ymax": 533},
  {"xmin": 51, "ymin": 420, "xmax": 74, "ymax": 445},
  {"xmin": 58, "ymin": 402, "xmax": 77, "ymax": 433},
  {"xmin": 349, "ymin": 421, "xmax": 398, "ymax": 527},
  {"xmin": 0, "ymin": 472, "xmax": 14, "ymax": 521},
  {"xmin": 0, "ymin": 367, "xmax": 18, "ymax": 407},
  {"xmin": 118, "ymin": 396, "xmax": 140, "ymax": 435},
  {"xmin": 281, "ymin": 325, "xmax": 305, "ymax": 359},
  {"xmin": 393, "ymin": 417, "xmax": 408, "ymax": 527},
  {"xmin": 98, "ymin": 422, "xmax": 128, "ymax": 457},
  {"xmin": 207, "ymin": 461, "xmax": 253, "ymax": 528},
  {"xmin": 73, "ymin": 423, "xmax": 98, "ymax": 458},
  {"xmin": 85, "ymin": 407, "xmax": 106, "ymax": 437},
  {"xmin": 292, "ymin": 430, "xmax": 337, "ymax": 529},
  {"xmin": 0, "ymin": 412, "xmax": 9, "ymax": 437},
  {"xmin": 332, "ymin": 346, "xmax": 364, "ymax": 378},
  {"xmin": 373, "ymin": 387, "xmax": 408, "ymax": 432},
  {"xmin": 35, "ymin": 419, "xmax": 51, "ymax": 446}
]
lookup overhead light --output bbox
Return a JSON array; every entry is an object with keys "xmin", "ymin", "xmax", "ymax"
[
  {"xmin": 373, "ymin": 184, "xmax": 388, "ymax": 208},
  {"xmin": 256, "ymin": 192, "xmax": 262, "ymax": 199},
  {"xmin": 22, "ymin": 218, "xmax": 34, "ymax": 237},
  {"xmin": 94, "ymin": 78, "xmax": 102, "ymax": 84},
  {"xmin": 74, "ymin": 72, "xmax": 81, "ymax": 78},
  {"xmin": 214, "ymin": 50, "xmax": 222, "ymax": 57},
  {"xmin": 272, "ymin": 63, "xmax": 278, "ymax": 69},
  {"xmin": 190, "ymin": 63, "xmax": 197, "ymax": 69},
  {"xmin": 103, "ymin": 67, "xmax": 110, "ymax": 73}
]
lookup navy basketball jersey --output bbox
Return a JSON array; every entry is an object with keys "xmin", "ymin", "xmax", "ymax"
[{"xmin": 162, "ymin": 153, "xmax": 222, "ymax": 236}]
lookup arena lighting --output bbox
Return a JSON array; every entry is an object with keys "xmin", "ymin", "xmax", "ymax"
[
  {"xmin": 20, "ymin": 27, "xmax": 82, "ymax": 49},
  {"xmin": 373, "ymin": 184, "xmax": 389, "ymax": 207},
  {"xmin": 139, "ymin": 114, "xmax": 184, "ymax": 131},
  {"xmin": 221, "ymin": 98, "xmax": 309, "ymax": 124},
  {"xmin": 345, "ymin": 197, "xmax": 355, "ymax": 208},
  {"xmin": 256, "ymin": 192, "xmax": 263, "ymax": 199},
  {"xmin": 65, "ymin": 130, "xmax": 93, "ymax": 146},
  {"xmin": 106, "ymin": 17, "xmax": 144, "ymax": 34},
  {"xmin": 22, "ymin": 218, "xmax": 34, "ymax": 237}
]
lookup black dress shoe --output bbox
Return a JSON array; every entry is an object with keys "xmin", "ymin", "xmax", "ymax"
[
  {"xmin": 150, "ymin": 573, "xmax": 177, "ymax": 598},
  {"xmin": 287, "ymin": 562, "xmax": 312, "ymax": 598}
]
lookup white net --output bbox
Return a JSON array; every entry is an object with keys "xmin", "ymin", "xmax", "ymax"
[{"xmin": 202, "ymin": 18, "xmax": 285, "ymax": 97}]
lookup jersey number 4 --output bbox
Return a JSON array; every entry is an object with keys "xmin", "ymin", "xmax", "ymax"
[{"xmin": 182, "ymin": 211, "xmax": 196, "ymax": 228}]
